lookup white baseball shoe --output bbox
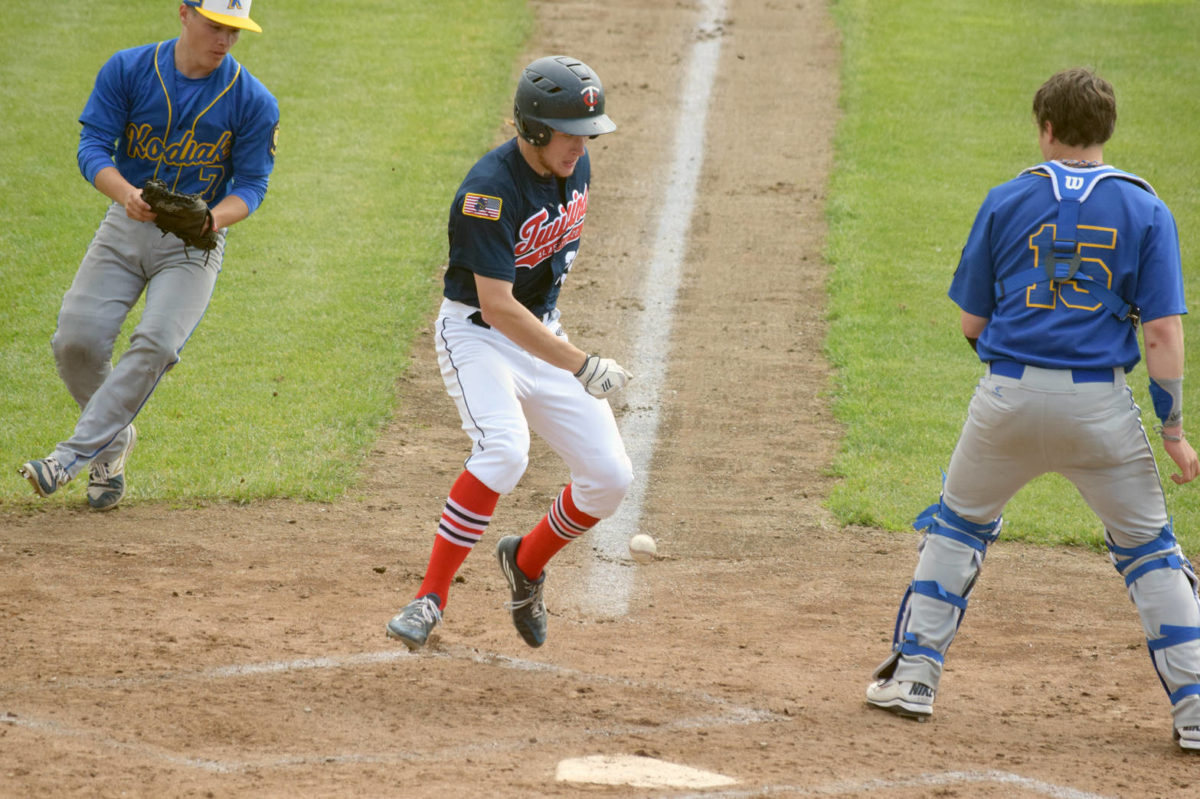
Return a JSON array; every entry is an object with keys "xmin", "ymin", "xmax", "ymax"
[
  {"xmin": 87, "ymin": 425, "xmax": 136, "ymax": 511},
  {"xmin": 866, "ymin": 678, "xmax": 935, "ymax": 721},
  {"xmin": 1175, "ymin": 725, "xmax": 1200, "ymax": 751}
]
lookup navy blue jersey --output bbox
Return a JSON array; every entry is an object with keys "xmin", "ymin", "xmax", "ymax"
[
  {"xmin": 949, "ymin": 162, "xmax": 1185, "ymax": 371},
  {"xmin": 444, "ymin": 138, "xmax": 590, "ymax": 319}
]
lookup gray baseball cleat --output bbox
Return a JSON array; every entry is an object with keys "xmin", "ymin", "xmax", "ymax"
[
  {"xmin": 495, "ymin": 535, "xmax": 547, "ymax": 648},
  {"xmin": 865, "ymin": 678, "xmax": 935, "ymax": 721},
  {"xmin": 18, "ymin": 456, "xmax": 70, "ymax": 498},
  {"xmin": 386, "ymin": 594, "xmax": 442, "ymax": 651},
  {"xmin": 88, "ymin": 425, "xmax": 136, "ymax": 511},
  {"xmin": 1176, "ymin": 725, "xmax": 1200, "ymax": 751}
]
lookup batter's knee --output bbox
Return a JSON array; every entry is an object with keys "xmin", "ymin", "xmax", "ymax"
[
  {"xmin": 571, "ymin": 455, "xmax": 634, "ymax": 519},
  {"xmin": 465, "ymin": 429, "xmax": 531, "ymax": 495}
]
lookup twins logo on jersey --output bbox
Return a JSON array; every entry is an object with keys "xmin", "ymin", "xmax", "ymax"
[{"xmin": 514, "ymin": 186, "xmax": 588, "ymax": 269}]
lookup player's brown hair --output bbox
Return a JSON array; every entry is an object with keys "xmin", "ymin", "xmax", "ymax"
[{"xmin": 1032, "ymin": 68, "xmax": 1117, "ymax": 148}]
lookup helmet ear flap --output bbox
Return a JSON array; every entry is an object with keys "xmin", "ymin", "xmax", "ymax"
[{"xmin": 514, "ymin": 103, "xmax": 552, "ymax": 146}]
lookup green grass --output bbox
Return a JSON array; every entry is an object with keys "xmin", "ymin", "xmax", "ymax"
[
  {"xmin": 0, "ymin": 1, "xmax": 531, "ymax": 507},
  {"xmin": 827, "ymin": 0, "xmax": 1200, "ymax": 551}
]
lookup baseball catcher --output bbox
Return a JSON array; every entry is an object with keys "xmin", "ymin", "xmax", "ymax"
[{"xmin": 865, "ymin": 68, "xmax": 1200, "ymax": 753}]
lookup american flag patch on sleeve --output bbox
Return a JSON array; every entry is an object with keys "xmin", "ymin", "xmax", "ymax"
[{"xmin": 463, "ymin": 193, "xmax": 502, "ymax": 220}]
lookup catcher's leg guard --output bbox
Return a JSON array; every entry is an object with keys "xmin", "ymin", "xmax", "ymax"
[
  {"xmin": 874, "ymin": 498, "xmax": 1002, "ymax": 689},
  {"xmin": 1107, "ymin": 522, "xmax": 1200, "ymax": 726}
]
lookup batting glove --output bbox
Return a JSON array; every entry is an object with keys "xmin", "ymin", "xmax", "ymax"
[{"xmin": 574, "ymin": 354, "xmax": 631, "ymax": 398}]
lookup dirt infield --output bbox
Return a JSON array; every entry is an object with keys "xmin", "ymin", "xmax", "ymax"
[{"xmin": 2, "ymin": 1, "xmax": 1197, "ymax": 797}]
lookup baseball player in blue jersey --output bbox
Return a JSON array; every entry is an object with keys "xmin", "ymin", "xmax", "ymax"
[
  {"xmin": 386, "ymin": 56, "xmax": 633, "ymax": 650},
  {"xmin": 865, "ymin": 68, "xmax": 1200, "ymax": 751},
  {"xmin": 18, "ymin": 1, "xmax": 278, "ymax": 510}
]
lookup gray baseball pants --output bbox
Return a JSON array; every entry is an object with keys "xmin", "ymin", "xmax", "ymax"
[
  {"xmin": 890, "ymin": 363, "xmax": 1200, "ymax": 727},
  {"xmin": 48, "ymin": 204, "xmax": 224, "ymax": 477}
]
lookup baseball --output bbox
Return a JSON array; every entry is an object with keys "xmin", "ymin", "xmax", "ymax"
[{"xmin": 628, "ymin": 534, "xmax": 657, "ymax": 563}]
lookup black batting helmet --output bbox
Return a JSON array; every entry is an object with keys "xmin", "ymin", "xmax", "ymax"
[{"xmin": 513, "ymin": 56, "xmax": 617, "ymax": 146}]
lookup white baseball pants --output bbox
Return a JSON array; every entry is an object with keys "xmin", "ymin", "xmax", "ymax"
[{"xmin": 435, "ymin": 299, "xmax": 632, "ymax": 518}]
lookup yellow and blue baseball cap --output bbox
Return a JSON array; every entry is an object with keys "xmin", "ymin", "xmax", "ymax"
[{"xmin": 183, "ymin": 0, "xmax": 263, "ymax": 34}]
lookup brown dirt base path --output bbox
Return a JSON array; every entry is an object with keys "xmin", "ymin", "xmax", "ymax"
[{"xmin": 2, "ymin": 2, "xmax": 1197, "ymax": 797}]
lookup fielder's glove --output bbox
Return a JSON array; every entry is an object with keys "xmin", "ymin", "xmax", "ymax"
[
  {"xmin": 574, "ymin": 354, "xmax": 631, "ymax": 398},
  {"xmin": 142, "ymin": 179, "xmax": 219, "ymax": 251}
]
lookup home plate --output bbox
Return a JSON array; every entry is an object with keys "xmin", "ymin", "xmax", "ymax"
[{"xmin": 555, "ymin": 754, "xmax": 737, "ymax": 789}]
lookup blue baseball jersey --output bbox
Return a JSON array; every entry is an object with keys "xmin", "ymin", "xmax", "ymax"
[
  {"xmin": 444, "ymin": 138, "xmax": 590, "ymax": 319},
  {"xmin": 949, "ymin": 163, "xmax": 1185, "ymax": 371},
  {"xmin": 77, "ymin": 39, "xmax": 279, "ymax": 214}
]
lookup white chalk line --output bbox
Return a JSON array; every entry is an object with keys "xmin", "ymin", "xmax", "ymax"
[
  {"xmin": 583, "ymin": 0, "xmax": 728, "ymax": 617},
  {"xmin": 0, "ymin": 643, "xmax": 780, "ymax": 773},
  {"xmin": 661, "ymin": 769, "xmax": 1117, "ymax": 799},
  {"xmin": 0, "ymin": 646, "xmax": 1120, "ymax": 799},
  {"xmin": 3, "ymin": 648, "xmax": 413, "ymax": 693},
  {"xmin": 4, "ymin": 645, "xmax": 771, "ymax": 722}
]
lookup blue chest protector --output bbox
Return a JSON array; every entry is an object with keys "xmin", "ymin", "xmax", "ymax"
[{"xmin": 994, "ymin": 162, "xmax": 1155, "ymax": 327}]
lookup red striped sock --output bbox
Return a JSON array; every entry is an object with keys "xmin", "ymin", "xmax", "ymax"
[
  {"xmin": 516, "ymin": 483, "xmax": 599, "ymax": 579},
  {"xmin": 417, "ymin": 470, "xmax": 500, "ymax": 608}
]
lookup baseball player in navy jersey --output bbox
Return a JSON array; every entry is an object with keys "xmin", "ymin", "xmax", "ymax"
[
  {"xmin": 865, "ymin": 69, "xmax": 1200, "ymax": 751},
  {"xmin": 386, "ymin": 56, "xmax": 633, "ymax": 650},
  {"xmin": 18, "ymin": 1, "xmax": 278, "ymax": 510}
]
